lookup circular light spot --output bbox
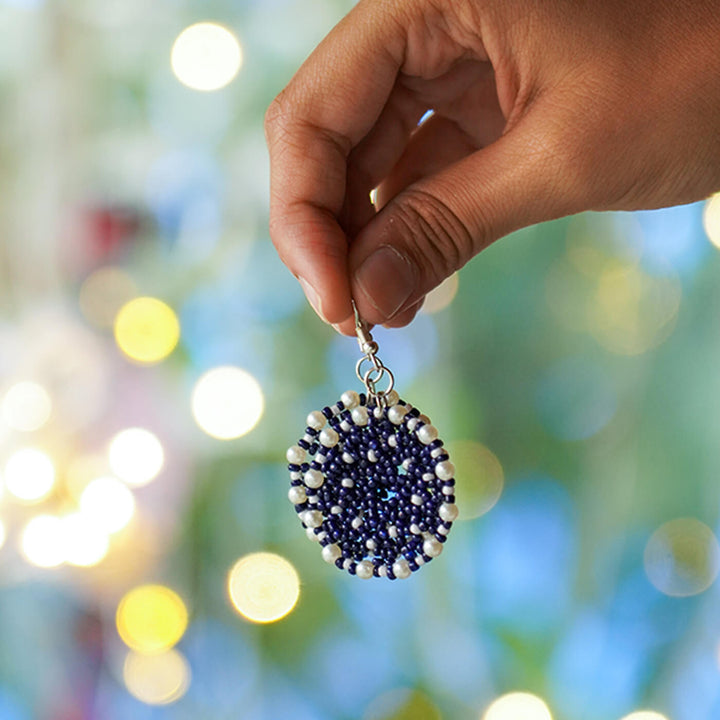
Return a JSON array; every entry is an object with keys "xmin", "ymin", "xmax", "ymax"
[
  {"xmin": 79, "ymin": 267, "xmax": 138, "ymax": 329},
  {"xmin": 114, "ymin": 297, "xmax": 180, "ymax": 365},
  {"xmin": 422, "ymin": 274, "xmax": 459, "ymax": 314},
  {"xmin": 117, "ymin": 585, "xmax": 189, "ymax": 653},
  {"xmin": 364, "ymin": 688, "xmax": 442, "ymax": 720},
  {"xmin": 703, "ymin": 193, "xmax": 720, "ymax": 249},
  {"xmin": 644, "ymin": 518, "xmax": 720, "ymax": 597},
  {"xmin": 61, "ymin": 513, "xmax": 110, "ymax": 567},
  {"xmin": 5, "ymin": 448, "xmax": 56, "ymax": 503},
  {"xmin": 227, "ymin": 552, "xmax": 300, "ymax": 624},
  {"xmin": 109, "ymin": 428, "xmax": 164, "ymax": 486},
  {"xmin": 123, "ymin": 649, "xmax": 190, "ymax": 705},
  {"xmin": 191, "ymin": 366, "xmax": 264, "ymax": 440},
  {"xmin": 483, "ymin": 692, "xmax": 553, "ymax": 720},
  {"xmin": 619, "ymin": 713, "xmax": 669, "ymax": 720},
  {"xmin": 79, "ymin": 477, "xmax": 135, "ymax": 533},
  {"xmin": 1, "ymin": 382, "xmax": 52, "ymax": 432},
  {"xmin": 447, "ymin": 441, "xmax": 503, "ymax": 520},
  {"xmin": 20, "ymin": 515, "xmax": 65, "ymax": 568},
  {"xmin": 171, "ymin": 22, "xmax": 243, "ymax": 92}
]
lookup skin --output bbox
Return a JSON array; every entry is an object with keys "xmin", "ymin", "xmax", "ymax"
[{"xmin": 265, "ymin": 0, "xmax": 720, "ymax": 335}]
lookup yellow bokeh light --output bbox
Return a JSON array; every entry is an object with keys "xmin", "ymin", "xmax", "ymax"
[
  {"xmin": 364, "ymin": 687, "xmax": 442, "ymax": 720},
  {"xmin": 117, "ymin": 584, "xmax": 189, "ymax": 653},
  {"xmin": 109, "ymin": 428, "xmax": 164, "ymax": 487},
  {"xmin": 447, "ymin": 440, "xmax": 503, "ymax": 520},
  {"xmin": 422, "ymin": 273, "xmax": 459, "ymax": 314},
  {"xmin": 114, "ymin": 297, "xmax": 180, "ymax": 365},
  {"xmin": 0, "ymin": 518, "xmax": 6, "ymax": 550},
  {"xmin": 79, "ymin": 266, "xmax": 138, "ymax": 329},
  {"xmin": 79, "ymin": 477, "xmax": 135, "ymax": 533},
  {"xmin": 61, "ymin": 513, "xmax": 110, "ymax": 567},
  {"xmin": 589, "ymin": 265, "xmax": 680, "ymax": 356},
  {"xmin": 191, "ymin": 366, "xmax": 264, "ymax": 440},
  {"xmin": 483, "ymin": 692, "xmax": 553, "ymax": 720},
  {"xmin": 227, "ymin": 552, "xmax": 300, "ymax": 624},
  {"xmin": 703, "ymin": 193, "xmax": 720, "ymax": 249},
  {"xmin": 644, "ymin": 518, "xmax": 720, "ymax": 597},
  {"xmin": 20, "ymin": 515, "xmax": 65, "ymax": 568},
  {"xmin": 4, "ymin": 447, "xmax": 56, "ymax": 503},
  {"xmin": 619, "ymin": 712, "xmax": 669, "ymax": 720},
  {"xmin": 123, "ymin": 649, "xmax": 190, "ymax": 705},
  {"xmin": 2, "ymin": 381, "xmax": 52, "ymax": 432},
  {"xmin": 171, "ymin": 22, "xmax": 243, "ymax": 92},
  {"xmin": 65, "ymin": 454, "xmax": 110, "ymax": 499}
]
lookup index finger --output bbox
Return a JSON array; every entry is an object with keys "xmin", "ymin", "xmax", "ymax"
[{"xmin": 265, "ymin": 0, "xmax": 409, "ymax": 326}]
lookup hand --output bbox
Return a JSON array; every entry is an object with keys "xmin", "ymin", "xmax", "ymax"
[{"xmin": 265, "ymin": 0, "xmax": 720, "ymax": 334}]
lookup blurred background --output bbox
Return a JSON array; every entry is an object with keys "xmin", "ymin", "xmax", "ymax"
[{"xmin": 1, "ymin": 1, "xmax": 720, "ymax": 719}]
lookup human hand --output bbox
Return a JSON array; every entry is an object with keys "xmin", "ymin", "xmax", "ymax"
[{"xmin": 265, "ymin": 0, "xmax": 720, "ymax": 334}]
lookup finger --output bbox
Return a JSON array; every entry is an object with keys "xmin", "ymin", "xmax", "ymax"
[
  {"xmin": 383, "ymin": 298, "xmax": 424, "ymax": 328},
  {"xmin": 348, "ymin": 98, "xmax": 585, "ymax": 326}
]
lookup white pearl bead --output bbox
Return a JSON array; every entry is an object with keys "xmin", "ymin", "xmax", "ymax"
[
  {"xmin": 300, "ymin": 510, "xmax": 323, "ymax": 528},
  {"xmin": 286, "ymin": 445, "xmax": 306, "ymax": 464},
  {"xmin": 437, "ymin": 524, "xmax": 450, "ymax": 535},
  {"xmin": 422, "ymin": 473, "xmax": 435, "ymax": 482},
  {"xmin": 415, "ymin": 555, "xmax": 425, "ymax": 566},
  {"xmin": 308, "ymin": 495, "xmax": 319, "ymax": 504},
  {"xmin": 419, "ymin": 414, "xmax": 430, "ymax": 424},
  {"xmin": 435, "ymin": 460, "xmax": 455, "ymax": 480},
  {"xmin": 439, "ymin": 503, "xmax": 459, "ymax": 522},
  {"xmin": 378, "ymin": 564, "xmax": 388, "ymax": 578},
  {"xmin": 340, "ymin": 390, "xmax": 360, "ymax": 409},
  {"xmin": 388, "ymin": 525, "xmax": 398, "ymax": 539},
  {"xmin": 417, "ymin": 424, "xmax": 438, "ymax": 445},
  {"xmin": 351, "ymin": 516, "xmax": 363, "ymax": 529},
  {"xmin": 315, "ymin": 453, "xmax": 327, "ymax": 464},
  {"xmin": 366, "ymin": 538, "xmax": 377, "ymax": 550},
  {"xmin": 406, "ymin": 418, "xmax": 419, "ymax": 432},
  {"xmin": 342, "ymin": 452, "xmax": 355, "ymax": 464},
  {"xmin": 306, "ymin": 527, "xmax": 320, "ymax": 541},
  {"xmin": 288, "ymin": 486, "xmax": 307, "ymax": 504},
  {"xmin": 342, "ymin": 558, "xmax": 353, "ymax": 571},
  {"xmin": 367, "ymin": 450, "xmax": 378, "ymax": 463},
  {"xmin": 401, "ymin": 458, "xmax": 413, "ymax": 470},
  {"xmin": 356, "ymin": 560, "xmax": 374, "ymax": 579},
  {"xmin": 319, "ymin": 427, "xmax": 339, "ymax": 447},
  {"xmin": 340, "ymin": 420, "xmax": 351, "ymax": 432},
  {"xmin": 423, "ymin": 538, "xmax": 443, "ymax": 558},
  {"xmin": 330, "ymin": 505, "xmax": 342, "ymax": 514},
  {"xmin": 341, "ymin": 477, "xmax": 354, "ymax": 488},
  {"xmin": 321, "ymin": 544, "xmax": 341, "ymax": 564},
  {"xmin": 411, "ymin": 494, "xmax": 423, "ymax": 506},
  {"xmin": 392, "ymin": 559, "xmax": 411, "ymax": 579},
  {"xmin": 385, "ymin": 389, "xmax": 399, "ymax": 407},
  {"xmin": 431, "ymin": 447, "xmax": 444, "ymax": 458},
  {"xmin": 373, "ymin": 406, "xmax": 384, "ymax": 419},
  {"xmin": 290, "ymin": 471, "xmax": 302, "ymax": 481},
  {"xmin": 351, "ymin": 406, "xmax": 369, "ymax": 426},
  {"xmin": 388, "ymin": 405, "xmax": 408, "ymax": 425},
  {"xmin": 317, "ymin": 531, "xmax": 327, "ymax": 542},
  {"xmin": 304, "ymin": 469, "xmax": 324, "ymax": 489},
  {"xmin": 410, "ymin": 524, "xmax": 421, "ymax": 534},
  {"xmin": 442, "ymin": 484, "xmax": 455, "ymax": 495},
  {"xmin": 306, "ymin": 410, "xmax": 326, "ymax": 430},
  {"xmin": 388, "ymin": 435, "xmax": 398, "ymax": 448}
]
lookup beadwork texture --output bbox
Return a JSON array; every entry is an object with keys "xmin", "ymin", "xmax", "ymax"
[{"xmin": 287, "ymin": 390, "xmax": 457, "ymax": 579}]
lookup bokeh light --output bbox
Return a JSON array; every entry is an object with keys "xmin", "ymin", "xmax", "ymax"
[
  {"xmin": 191, "ymin": 366, "xmax": 264, "ymax": 440},
  {"xmin": 644, "ymin": 518, "xmax": 720, "ymax": 597},
  {"xmin": 363, "ymin": 688, "xmax": 442, "ymax": 720},
  {"xmin": 108, "ymin": 428, "xmax": 164, "ymax": 486},
  {"xmin": 79, "ymin": 477, "xmax": 135, "ymax": 533},
  {"xmin": 117, "ymin": 584, "xmax": 188, "ymax": 653},
  {"xmin": 1, "ymin": 381, "xmax": 52, "ymax": 432},
  {"xmin": 79, "ymin": 267, "xmax": 138, "ymax": 329},
  {"xmin": 171, "ymin": 22, "xmax": 243, "ymax": 92},
  {"xmin": 114, "ymin": 297, "xmax": 180, "ymax": 365},
  {"xmin": 20, "ymin": 515, "xmax": 64, "ymax": 568},
  {"xmin": 447, "ymin": 440, "xmax": 503, "ymax": 519},
  {"xmin": 61, "ymin": 513, "xmax": 110, "ymax": 567},
  {"xmin": 4, "ymin": 448, "xmax": 56, "ymax": 503},
  {"xmin": 703, "ymin": 193, "xmax": 720, "ymax": 248},
  {"xmin": 227, "ymin": 552, "xmax": 300, "ymax": 624},
  {"xmin": 619, "ymin": 712, "xmax": 669, "ymax": 720},
  {"xmin": 482, "ymin": 692, "xmax": 553, "ymax": 720},
  {"xmin": 422, "ymin": 273, "xmax": 459, "ymax": 314},
  {"xmin": 0, "ymin": 519, "xmax": 6, "ymax": 550},
  {"xmin": 123, "ymin": 649, "xmax": 190, "ymax": 705}
]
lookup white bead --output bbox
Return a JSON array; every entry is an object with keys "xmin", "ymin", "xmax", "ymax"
[
  {"xmin": 388, "ymin": 525, "xmax": 398, "ymax": 539},
  {"xmin": 331, "ymin": 505, "xmax": 342, "ymax": 514},
  {"xmin": 373, "ymin": 406, "xmax": 384, "ymax": 419},
  {"xmin": 340, "ymin": 421, "xmax": 351, "ymax": 432},
  {"xmin": 385, "ymin": 389, "xmax": 399, "ymax": 406},
  {"xmin": 341, "ymin": 390, "xmax": 360, "ymax": 409},
  {"xmin": 378, "ymin": 564, "xmax": 388, "ymax": 578},
  {"xmin": 342, "ymin": 558, "xmax": 353, "ymax": 571},
  {"xmin": 317, "ymin": 531, "xmax": 327, "ymax": 542},
  {"xmin": 437, "ymin": 524, "xmax": 450, "ymax": 535},
  {"xmin": 306, "ymin": 527, "xmax": 320, "ymax": 541},
  {"xmin": 417, "ymin": 424, "xmax": 438, "ymax": 445},
  {"xmin": 401, "ymin": 458, "xmax": 413, "ymax": 470},
  {"xmin": 356, "ymin": 560, "xmax": 374, "ymax": 579},
  {"xmin": 435, "ymin": 460, "xmax": 455, "ymax": 480},
  {"xmin": 304, "ymin": 469, "xmax": 324, "ymax": 489},
  {"xmin": 392, "ymin": 559, "xmax": 411, "ymax": 579},
  {"xmin": 319, "ymin": 427, "xmax": 339, "ymax": 447},
  {"xmin": 351, "ymin": 406, "xmax": 369, "ymax": 426},
  {"xmin": 315, "ymin": 454, "xmax": 327, "ymax": 464},
  {"xmin": 388, "ymin": 435, "xmax": 398, "ymax": 448},
  {"xmin": 351, "ymin": 516, "xmax": 363, "ymax": 529},
  {"xmin": 419, "ymin": 414, "xmax": 430, "ymax": 424},
  {"xmin": 341, "ymin": 477, "xmax": 354, "ymax": 488},
  {"xmin": 367, "ymin": 450, "xmax": 378, "ymax": 463},
  {"xmin": 415, "ymin": 555, "xmax": 425, "ymax": 566},
  {"xmin": 306, "ymin": 410, "xmax": 326, "ymax": 430},
  {"xmin": 423, "ymin": 538, "xmax": 443, "ymax": 558},
  {"xmin": 290, "ymin": 471, "xmax": 302, "ymax": 481},
  {"xmin": 342, "ymin": 452, "xmax": 355, "ymax": 464},
  {"xmin": 439, "ymin": 502, "xmax": 459, "ymax": 522},
  {"xmin": 322, "ymin": 544, "xmax": 341, "ymax": 564},
  {"xmin": 366, "ymin": 538, "xmax": 377, "ymax": 551},
  {"xmin": 406, "ymin": 418, "xmax": 419, "ymax": 432},
  {"xmin": 423, "ymin": 473, "xmax": 435, "ymax": 482},
  {"xmin": 431, "ymin": 447, "xmax": 444, "ymax": 458},
  {"xmin": 286, "ymin": 445, "xmax": 306, "ymax": 464},
  {"xmin": 442, "ymin": 485, "xmax": 455, "ymax": 495},
  {"xmin": 308, "ymin": 495, "xmax": 319, "ymax": 504},
  {"xmin": 388, "ymin": 405, "xmax": 408, "ymax": 425},
  {"xmin": 301, "ymin": 510, "xmax": 323, "ymax": 528},
  {"xmin": 288, "ymin": 486, "xmax": 307, "ymax": 504},
  {"xmin": 410, "ymin": 524, "xmax": 421, "ymax": 534},
  {"xmin": 411, "ymin": 494, "xmax": 423, "ymax": 506}
]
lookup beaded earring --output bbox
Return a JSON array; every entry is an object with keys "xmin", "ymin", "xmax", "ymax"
[{"xmin": 286, "ymin": 303, "xmax": 457, "ymax": 579}]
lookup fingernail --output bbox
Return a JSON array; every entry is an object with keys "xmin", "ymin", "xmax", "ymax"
[
  {"xmin": 355, "ymin": 246, "xmax": 415, "ymax": 320},
  {"xmin": 298, "ymin": 277, "xmax": 327, "ymax": 323}
]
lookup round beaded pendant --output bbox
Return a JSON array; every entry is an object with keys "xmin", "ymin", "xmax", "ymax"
[{"xmin": 286, "ymin": 304, "xmax": 457, "ymax": 579}]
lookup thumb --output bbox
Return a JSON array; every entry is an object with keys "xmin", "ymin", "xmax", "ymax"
[{"xmin": 348, "ymin": 104, "xmax": 584, "ymax": 327}]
